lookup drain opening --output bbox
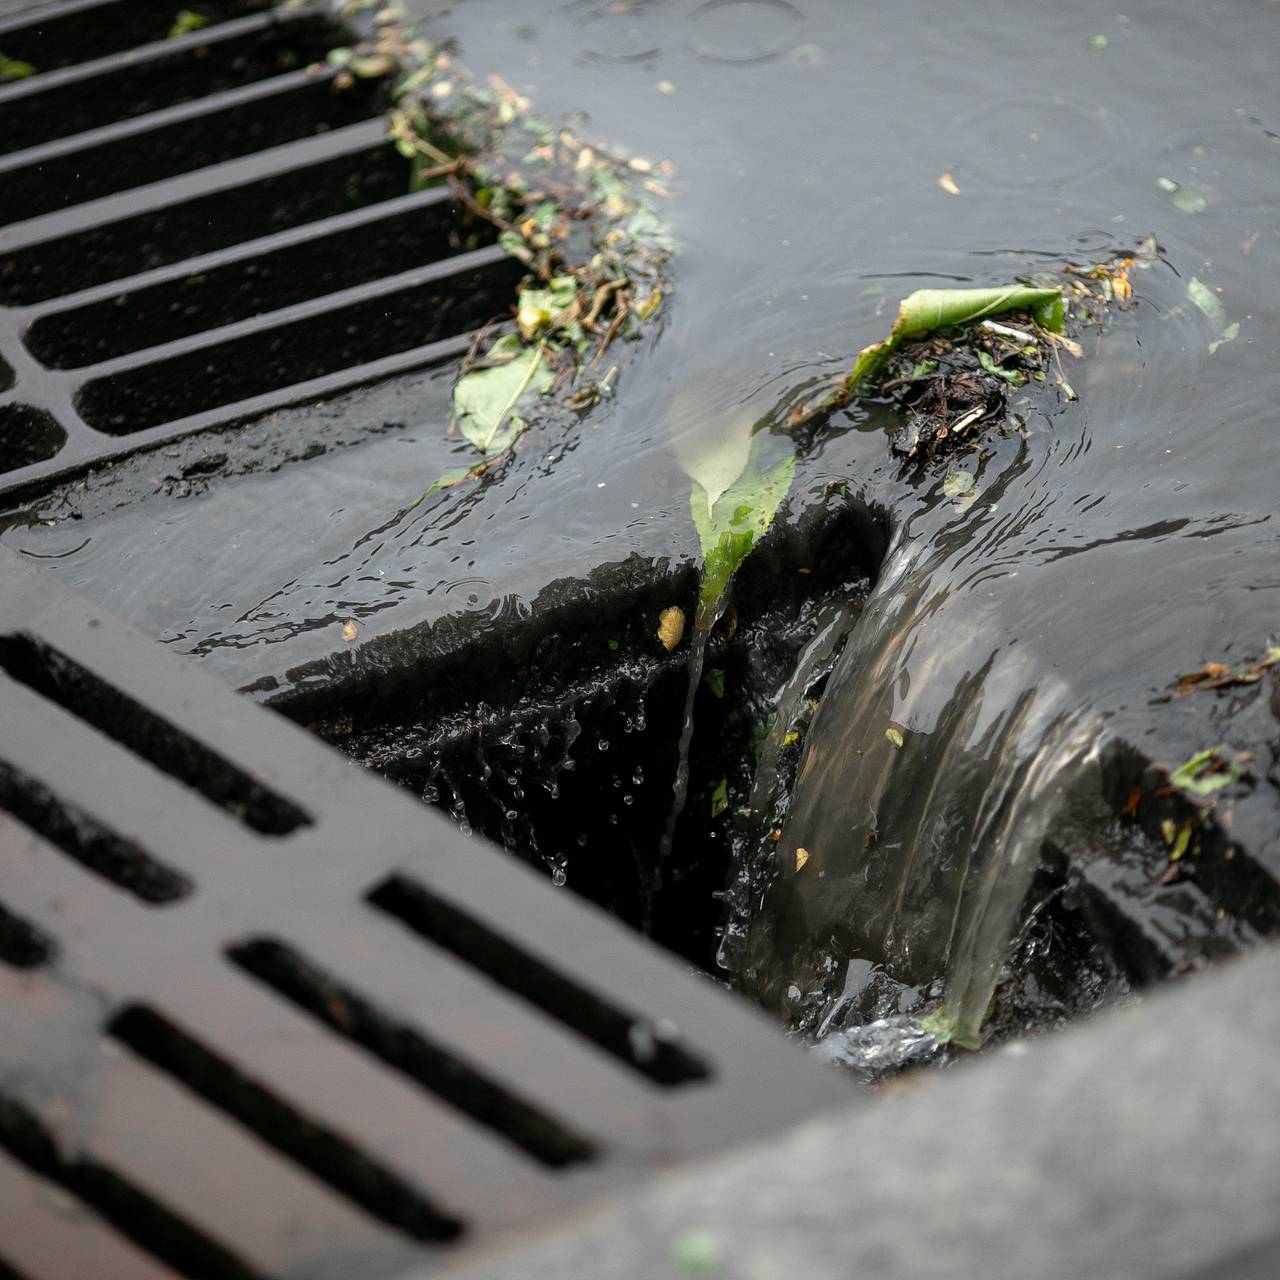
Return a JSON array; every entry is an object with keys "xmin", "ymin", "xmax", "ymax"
[
  {"xmin": 0, "ymin": 759, "xmax": 192, "ymax": 904},
  {"xmin": 107, "ymin": 1004, "xmax": 464, "ymax": 1243},
  {"xmin": 75, "ymin": 254, "xmax": 520, "ymax": 434},
  {"xmin": 0, "ymin": 902, "xmax": 54, "ymax": 969},
  {"xmin": 0, "ymin": 633, "xmax": 311, "ymax": 835},
  {"xmin": 0, "ymin": 10, "xmax": 342, "ymax": 157},
  {"xmin": 227, "ymin": 939, "xmax": 596, "ymax": 1168},
  {"xmin": 0, "ymin": 1092, "xmax": 263, "ymax": 1280},
  {"xmin": 367, "ymin": 875, "xmax": 709, "ymax": 1087},
  {"xmin": 325, "ymin": 505, "xmax": 882, "ymax": 981},
  {"xmin": 0, "ymin": 133, "xmax": 412, "ymax": 306},
  {"xmin": 27, "ymin": 191, "xmax": 493, "ymax": 369},
  {"xmin": 0, "ymin": 408, "xmax": 65, "ymax": 476},
  {"xmin": 0, "ymin": 0, "xmax": 273, "ymax": 73},
  {"xmin": 1, "ymin": 70, "xmax": 386, "ymax": 228}
]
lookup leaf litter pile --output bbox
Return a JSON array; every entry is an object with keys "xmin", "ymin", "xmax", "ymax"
[{"xmin": 329, "ymin": 2, "xmax": 674, "ymax": 497}]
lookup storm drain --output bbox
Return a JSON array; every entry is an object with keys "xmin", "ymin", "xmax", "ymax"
[
  {"xmin": 0, "ymin": 0, "xmax": 520, "ymax": 499},
  {"xmin": 0, "ymin": 554, "xmax": 848, "ymax": 1279}
]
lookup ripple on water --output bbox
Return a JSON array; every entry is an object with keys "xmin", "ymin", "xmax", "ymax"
[
  {"xmin": 687, "ymin": 0, "xmax": 805, "ymax": 64},
  {"xmin": 945, "ymin": 93, "xmax": 1116, "ymax": 193},
  {"xmin": 565, "ymin": 0, "xmax": 664, "ymax": 65}
]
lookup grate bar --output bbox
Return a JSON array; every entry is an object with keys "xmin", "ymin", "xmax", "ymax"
[
  {"xmin": 237, "ymin": 914, "xmax": 685, "ymax": 1151},
  {"xmin": 0, "ymin": 7, "xmax": 334, "ymax": 156},
  {"xmin": 0, "ymin": 116, "xmax": 390, "ymax": 269},
  {"xmin": 0, "ymin": 330, "xmax": 479, "ymax": 499},
  {"xmin": 0, "ymin": 0, "xmax": 274, "ymax": 72},
  {"xmin": 20, "ymin": 185, "xmax": 469, "ymax": 362},
  {"xmin": 0, "ymin": 1145, "xmax": 185, "ymax": 1280},
  {"xmin": 72, "ymin": 245, "xmax": 512, "ymax": 385},
  {"xmin": 0, "ymin": 66, "xmax": 384, "ymax": 227}
]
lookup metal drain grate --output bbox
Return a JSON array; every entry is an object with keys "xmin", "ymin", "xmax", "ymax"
[
  {"xmin": 0, "ymin": 0, "xmax": 520, "ymax": 500},
  {"xmin": 0, "ymin": 552, "xmax": 850, "ymax": 1279}
]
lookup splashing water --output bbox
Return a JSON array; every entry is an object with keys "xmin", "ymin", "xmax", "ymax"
[{"xmin": 740, "ymin": 500, "xmax": 1107, "ymax": 1050}]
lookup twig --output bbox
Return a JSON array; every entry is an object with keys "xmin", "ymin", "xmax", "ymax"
[
  {"xmin": 447, "ymin": 172, "xmax": 516, "ymax": 237},
  {"xmin": 590, "ymin": 294, "xmax": 631, "ymax": 364},
  {"xmin": 582, "ymin": 278, "xmax": 627, "ymax": 331}
]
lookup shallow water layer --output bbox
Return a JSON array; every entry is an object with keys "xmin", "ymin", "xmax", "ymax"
[{"xmin": 4, "ymin": 0, "xmax": 1279, "ymax": 1040}]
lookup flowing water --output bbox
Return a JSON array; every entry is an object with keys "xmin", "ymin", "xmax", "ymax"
[{"xmin": 5, "ymin": 0, "xmax": 1280, "ymax": 1052}]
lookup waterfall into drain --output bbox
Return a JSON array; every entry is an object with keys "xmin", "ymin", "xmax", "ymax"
[{"xmin": 736, "ymin": 496, "xmax": 1112, "ymax": 1051}]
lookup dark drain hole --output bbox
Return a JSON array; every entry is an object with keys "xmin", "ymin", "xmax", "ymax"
[
  {"xmin": 368, "ymin": 875, "xmax": 711, "ymax": 1088},
  {"xmin": 75, "ymin": 255, "xmax": 520, "ymax": 434},
  {"xmin": 28, "ymin": 192, "xmax": 489, "ymax": 369},
  {"xmin": 0, "ymin": 407, "xmax": 65, "ymax": 476},
  {"xmin": 0, "ymin": 1091, "xmax": 263, "ymax": 1280},
  {"xmin": 0, "ymin": 759, "xmax": 191, "ymax": 905},
  {"xmin": 0, "ymin": 633, "xmax": 310, "ymax": 836},
  {"xmin": 227, "ymin": 938, "xmax": 596, "ymax": 1169},
  {"xmin": 2, "ymin": 71, "xmax": 386, "ymax": 228},
  {"xmin": 0, "ymin": 902, "xmax": 53, "ymax": 969},
  {"xmin": 107, "ymin": 1004, "xmax": 463, "ymax": 1244},
  {"xmin": 0, "ymin": 142, "xmax": 414, "ymax": 307}
]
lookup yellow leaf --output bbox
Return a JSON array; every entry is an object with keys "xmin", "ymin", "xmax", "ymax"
[
  {"xmin": 795, "ymin": 847, "xmax": 810, "ymax": 873},
  {"xmin": 341, "ymin": 619, "xmax": 357, "ymax": 642},
  {"xmin": 657, "ymin": 606, "xmax": 686, "ymax": 651}
]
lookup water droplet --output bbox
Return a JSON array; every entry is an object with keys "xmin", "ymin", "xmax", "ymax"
[
  {"xmin": 598, "ymin": 739, "xmax": 610, "ymax": 751},
  {"xmin": 551, "ymin": 867, "xmax": 567, "ymax": 887}
]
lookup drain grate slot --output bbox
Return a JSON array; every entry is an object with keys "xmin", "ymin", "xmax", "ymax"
[
  {"xmin": 0, "ymin": 408, "xmax": 65, "ymax": 476},
  {"xmin": 0, "ymin": 129, "xmax": 407, "ymax": 306},
  {"xmin": 0, "ymin": 0, "xmax": 272, "ymax": 73},
  {"xmin": 228, "ymin": 939, "xmax": 597, "ymax": 1169},
  {"xmin": 26, "ymin": 192, "xmax": 492, "ymax": 369},
  {"xmin": 368, "ymin": 875, "xmax": 711, "ymax": 1087},
  {"xmin": 0, "ymin": 759, "xmax": 192, "ymax": 904},
  {"xmin": 0, "ymin": 68, "xmax": 385, "ymax": 227},
  {"xmin": 108, "ymin": 1004, "xmax": 465, "ymax": 1244},
  {"xmin": 0, "ymin": 1092, "xmax": 262, "ymax": 1280},
  {"xmin": 0, "ymin": 902, "xmax": 54, "ymax": 969},
  {"xmin": 75, "ymin": 253, "xmax": 519, "ymax": 434},
  {"xmin": 0, "ymin": 633, "xmax": 311, "ymax": 835},
  {"xmin": 0, "ymin": 11, "xmax": 340, "ymax": 157}
]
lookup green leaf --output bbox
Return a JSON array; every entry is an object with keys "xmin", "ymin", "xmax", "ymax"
[
  {"xmin": 1169, "ymin": 745, "xmax": 1249, "ymax": 800},
  {"xmin": 0, "ymin": 51, "xmax": 36, "ymax": 81},
  {"xmin": 976, "ymin": 349, "xmax": 1027, "ymax": 386},
  {"xmin": 1172, "ymin": 187, "xmax": 1208, "ymax": 214},
  {"xmin": 848, "ymin": 284, "xmax": 1064, "ymax": 392},
  {"xmin": 1188, "ymin": 278, "xmax": 1239, "ymax": 353},
  {"xmin": 1209, "ymin": 321, "xmax": 1239, "ymax": 355},
  {"xmin": 452, "ymin": 338, "xmax": 553, "ymax": 454},
  {"xmin": 671, "ymin": 1228, "xmax": 722, "ymax": 1275},
  {"xmin": 689, "ymin": 430, "xmax": 796, "ymax": 624},
  {"xmin": 704, "ymin": 668, "xmax": 726, "ymax": 699},
  {"xmin": 516, "ymin": 275, "xmax": 578, "ymax": 340},
  {"xmin": 710, "ymin": 778, "xmax": 728, "ymax": 818},
  {"xmin": 1187, "ymin": 277, "xmax": 1225, "ymax": 330},
  {"xmin": 167, "ymin": 9, "xmax": 208, "ymax": 39}
]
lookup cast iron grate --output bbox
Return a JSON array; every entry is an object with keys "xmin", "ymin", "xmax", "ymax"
[
  {"xmin": 0, "ymin": 553, "xmax": 849, "ymax": 1279},
  {"xmin": 0, "ymin": 0, "xmax": 521, "ymax": 499}
]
